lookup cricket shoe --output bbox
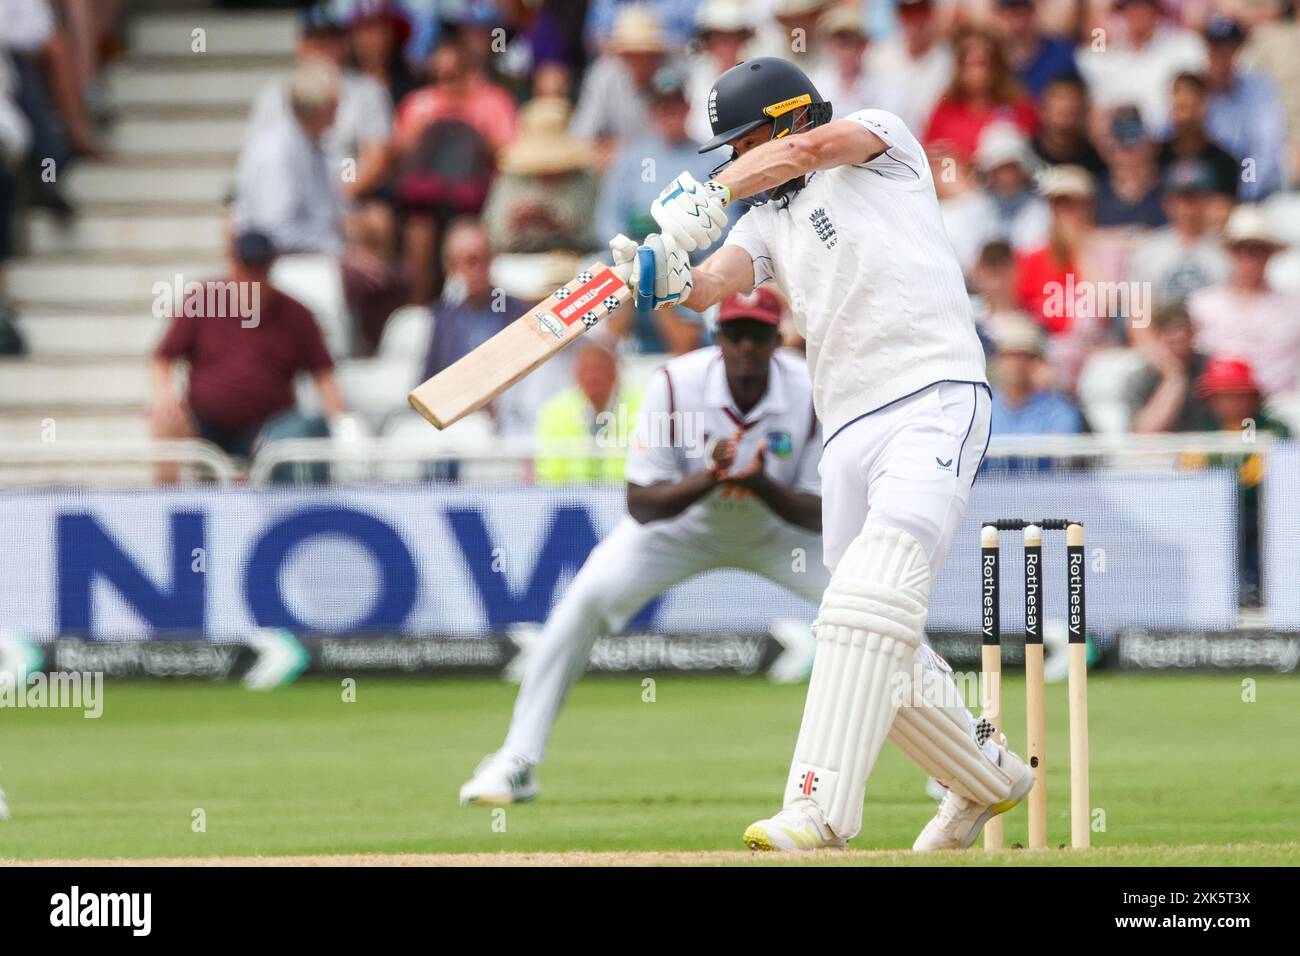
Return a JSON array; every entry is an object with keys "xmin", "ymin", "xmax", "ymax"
[
  {"xmin": 912, "ymin": 741, "xmax": 1034, "ymax": 851},
  {"xmin": 459, "ymin": 751, "xmax": 538, "ymax": 806},
  {"xmin": 743, "ymin": 803, "xmax": 846, "ymax": 852}
]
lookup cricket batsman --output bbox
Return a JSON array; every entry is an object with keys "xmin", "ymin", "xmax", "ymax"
[
  {"xmin": 460, "ymin": 289, "xmax": 829, "ymax": 805},
  {"xmin": 628, "ymin": 57, "xmax": 1035, "ymax": 851}
]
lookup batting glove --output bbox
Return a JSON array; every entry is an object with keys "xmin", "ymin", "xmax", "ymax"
[
  {"xmin": 651, "ymin": 172, "xmax": 730, "ymax": 253},
  {"xmin": 640, "ymin": 232, "xmax": 693, "ymax": 310}
]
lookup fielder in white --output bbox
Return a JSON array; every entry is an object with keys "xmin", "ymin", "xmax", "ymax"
[
  {"xmin": 460, "ymin": 289, "xmax": 829, "ymax": 805},
  {"xmin": 630, "ymin": 56, "xmax": 1035, "ymax": 851}
]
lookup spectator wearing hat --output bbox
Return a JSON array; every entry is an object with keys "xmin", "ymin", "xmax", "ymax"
[
  {"xmin": 596, "ymin": 66, "xmax": 714, "ymax": 246},
  {"xmin": 1188, "ymin": 205, "xmax": 1300, "ymax": 398},
  {"xmin": 584, "ymin": 0, "xmax": 700, "ymax": 50},
  {"xmin": 150, "ymin": 231, "xmax": 346, "ymax": 485},
  {"xmin": 1190, "ymin": 355, "xmax": 1290, "ymax": 605},
  {"xmin": 1093, "ymin": 105, "xmax": 1167, "ymax": 230},
  {"xmin": 1030, "ymin": 75, "xmax": 1105, "ymax": 178},
  {"xmin": 572, "ymin": 6, "xmax": 671, "ymax": 172},
  {"xmin": 751, "ymin": 0, "xmax": 838, "ymax": 74},
  {"xmin": 348, "ymin": 0, "xmax": 419, "ymax": 107},
  {"xmin": 1202, "ymin": 14, "xmax": 1285, "ymax": 202},
  {"xmin": 976, "ymin": 121, "xmax": 1050, "ymax": 253},
  {"xmin": 1128, "ymin": 159, "xmax": 1230, "ymax": 310},
  {"xmin": 1014, "ymin": 164, "xmax": 1096, "ymax": 337},
  {"xmin": 534, "ymin": 341, "xmax": 642, "ymax": 485},
  {"xmin": 867, "ymin": 0, "xmax": 954, "ymax": 136},
  {"xmin": 1075, "ymin": 0, "xmax": 1206, "ymax": 134},
  {"xmin": 1157, "ymin": 72, "xmax": 1242, "ymax": 212},
  {"xmin": 991, "ymin": 0, "xmax": 1079, "ymax": 101},
  {"xmin": 988, "ymin": 314, "xmax": 1086, "ymax": 435},
  {"xmin": 923, "ymin": 28, "xmax": 1037, "ymax": 164},
  {"xmin": 483, "ymin": 97, "xmax": 598, "ymax": 254},
  {"xmin": 1123, "ymin": 304, "xmax": 1216, "ymax": 433},
  {"xmin": 811, "ymin": 5, "xmax": 905, "ymax": 121},
  {"xmin": 686, "ymin": 0, "xmax": 756, "ymax": 145}
]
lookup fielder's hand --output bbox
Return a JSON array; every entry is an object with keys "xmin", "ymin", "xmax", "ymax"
[{"xmin": 651, "ymin": 172, "xmax": 730, "ymax": 252}]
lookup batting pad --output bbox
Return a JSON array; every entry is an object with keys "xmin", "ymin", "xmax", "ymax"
[
  {"xmin": 784, "ymin": 524, "xmax": 931, "ymax": 839},
  {"xmin": 888, "ymin": 646, "xmax": 1016, "ymax": 805}
]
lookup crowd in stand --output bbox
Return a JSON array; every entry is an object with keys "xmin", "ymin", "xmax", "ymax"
[
  {"xmin": 3, "ymin": 0, "xmax": 1300, "ymax": 486},
  {"xmin": 1, "ymin": 0, "xmax": 120, "ymax": 350}
]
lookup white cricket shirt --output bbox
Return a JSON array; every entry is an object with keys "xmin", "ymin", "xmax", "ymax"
[
  {"xmin": 625, "ymin": 345, "xmax": 821, "ymax": 544},
  {"xmin": 723, "ymin": 108, "xmax": 987, "ymax": 443}
]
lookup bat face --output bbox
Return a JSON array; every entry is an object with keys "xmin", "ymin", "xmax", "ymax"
[{"xmin": 408, "ymin": 262, "xmax": 631, "ymax": 430}]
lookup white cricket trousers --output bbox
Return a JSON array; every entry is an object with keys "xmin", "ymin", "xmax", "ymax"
[
  {"xmin": 503, "ymin": 516, "xmax": 828, "ymax": 764},
  {"xmin": 819, "ymin": 380, "xmax": 991, "ymax": 576}
]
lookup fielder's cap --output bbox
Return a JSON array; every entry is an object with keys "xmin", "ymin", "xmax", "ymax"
[
  {"xmin": 650, "ymin": 64, "xmax": 689, "ymax": 100},
  {"xmin": 299, "ymin": 2, "xmax": 345, "ymax": 35},
  {"xmin": 1204, "ymin": 13, "xmax": 1247, "ymax": 43},
  {"xmin": 1197, "ymin": 356, "xmax": 1259, "ymax": 396},
  {"xmin": 1039, "ymin": 163, "xmax": 1094, "ymax": 199},
  {"xmin": 606, "ymin": 6, "xmax": 669, "ymax": 53},
  {"xmin": 235, "ymin": 230, "xmax": 276, "ymax": 266},
  {"xmin": 818, "ymin": 5, "xmax": 867, "ymax": 36},
  {"xmin": 1164, "ymin": 158, "xmax": 1216, "ymax": 194},
  {"xmin": 1111, "ymin": 105, "xmax": 1146, "ymax": 146},
  {"xmin": 718, "ymin": 288, "xmax": 783, "ymax": 326},
  {"xmin": 695, "ymin": 0, "xmax": 756, "ymax": 33},
  {"xmin": 991, "ymin": 314, "xmax": 1046, "ymax": 355},
  {"xmin": 1223, "ymin": 204, "xmax": 1284, "ymax": 248}
]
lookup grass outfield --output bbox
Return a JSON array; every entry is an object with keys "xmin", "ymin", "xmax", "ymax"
[{"xmin": 1, "ymin": 674, "xmax": 1297, "ymax": 864}]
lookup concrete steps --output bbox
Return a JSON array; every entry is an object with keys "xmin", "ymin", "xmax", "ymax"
[
  {"xmin": 0, "ymin": 358, "xmax": 153, "ymax": 410},
  {"xmin": 26, "ymin": 208, "xmax": 226, "ymax": 256},
  {"xmin": 128, "ymin": 12, "xmax": 296, "ymax": 59},
  {"xmin": 7, "ymin": 257, "xmax": 225, "ymax": 307},
  {"xmin": 106, "ymin": 115, "xmax": 246, "ymax": 160},
  {"xmin": 108, "ymin": 62, "xmax": 282, "ymax": 110},
  {"xmin": 17, "ymin": 313, "xmax": 164, "ymax": 357},
  {"xmin": 67, "ymin": 161, "xmax": 234, "ymax": 205}
]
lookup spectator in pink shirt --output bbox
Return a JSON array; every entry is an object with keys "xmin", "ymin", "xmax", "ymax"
[
  {"xmin": 1188, "ymin": 205, "xmax": 1300, "ymax": 398},
  {"xmin": 393, "ymin": 42, "xmax": 517, "ymax": 155}
]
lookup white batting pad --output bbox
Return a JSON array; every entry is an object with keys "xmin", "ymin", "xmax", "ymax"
[
  {"xmin": 783, "ymin": 524, "xmax": 931, "ymax": 839},
  {"xmin": 888, "ymin": 645, "xmax": 1016, "ymax": 805}
]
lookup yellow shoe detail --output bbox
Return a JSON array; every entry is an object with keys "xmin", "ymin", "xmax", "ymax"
[{"xmin": 743, "ymin": 825, "xmax": 776, "ymax": 851}]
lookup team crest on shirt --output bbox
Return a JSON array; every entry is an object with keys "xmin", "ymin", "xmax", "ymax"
[
  {"xmin": 809, "ymin": 207, "xmax": 837, "ymax": 248},
  {"xmin": 767, "ymin": 430, "xmax": 793, "ymax": 458}
]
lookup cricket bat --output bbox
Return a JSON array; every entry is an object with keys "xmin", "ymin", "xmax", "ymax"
[{"xmin": 408, "ymin": 260, "xmax": 636, "ymax": 430}]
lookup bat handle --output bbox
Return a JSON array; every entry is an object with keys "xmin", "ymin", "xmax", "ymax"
[{"xmin": 635, "ymin": 244, "xmax": 655, "ymax": 311}]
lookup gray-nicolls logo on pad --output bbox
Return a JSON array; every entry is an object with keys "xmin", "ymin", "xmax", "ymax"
[{"xmin": 50, "ymin": 886, "xmax": 152, "ymax": 936}]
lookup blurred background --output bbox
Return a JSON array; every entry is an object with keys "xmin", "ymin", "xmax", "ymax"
[{"xmin": 1, "ymin": 0, "xmax": 1299, "ymax": 681}]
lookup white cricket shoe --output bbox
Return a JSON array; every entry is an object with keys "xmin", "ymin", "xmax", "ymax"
[
  {"xmin": 459, "ymin": 751, "xmax": 538, "ymax": 806},
  {"xmin": 0, "ymin": 787, "xmax": 9, "ymax": 820},
  {"xmin": 743, "ymin": 803, "xmax": 846, "ymax": 852},
  {"xmin": 912, "ymin": 743, "xmax": 1035, "ymax": 851}
]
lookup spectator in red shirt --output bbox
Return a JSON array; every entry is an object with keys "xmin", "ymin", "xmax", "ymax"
[
  {"xmin": 150, "ymin": 231, "xmax": 347, "ymax": 484},
  {"xmin": 1015, "ymin": 165, "xmax": 1096, "ymax": 338},
  {"xmin": 923, "ymin": 27, "xmax": 1037, "ymax": 163}
]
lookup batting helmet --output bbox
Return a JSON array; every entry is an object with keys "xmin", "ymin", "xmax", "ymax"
[{"xmin": 700, "ymin": 57, "xmax": 832, "ymax": 153}]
